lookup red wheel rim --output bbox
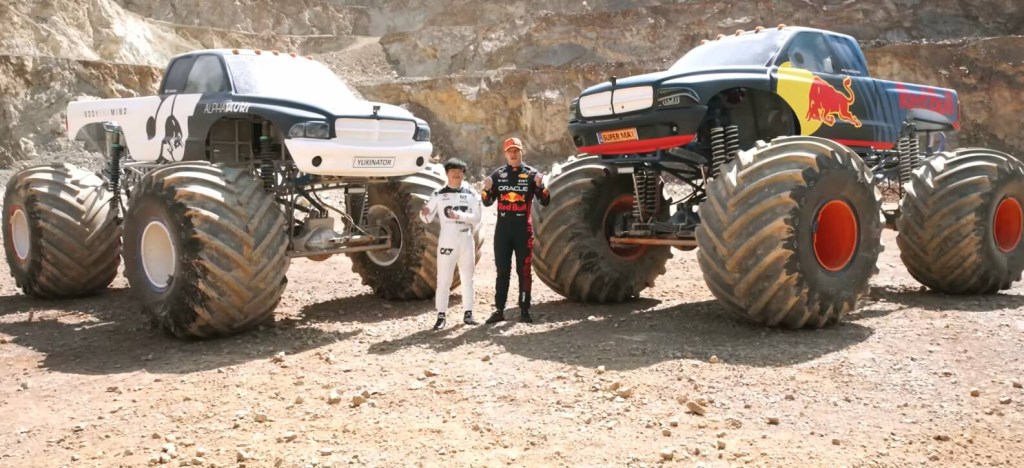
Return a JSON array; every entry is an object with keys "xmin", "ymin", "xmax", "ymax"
[
  {"xmin": 813, "ymin": 200, "xmax": 859, "ymax": 272},
  {"xmin": 603, "ymin": 194, "xmax": 645, "ymax": 260},
  {"xmin": 994, "ymin": 197, "xmax": 1023, "ymax": 253}
]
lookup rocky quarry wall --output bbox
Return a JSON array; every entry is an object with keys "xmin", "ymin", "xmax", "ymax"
[{"xmin": 1, "ymin": 0, "xmax": 1022, "ymax": 176}]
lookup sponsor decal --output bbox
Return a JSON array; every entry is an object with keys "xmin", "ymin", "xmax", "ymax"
[
  {"xmin": 440, "ymin": 247, "xmax": 453, "ymax": 255},
  {"xmin": 353, "ymin": 157, "xmax": 395, "ymax": 168},
  {"xmin": 519, "ymin": 172, "xmax": 529, "ymax": 178},
  {"xmin": 83, "ymin": 107, "xmax": 128, "ymax": 119},
  {"xmin": 203, "ymin": 101, "xmax": 252, "ymax": 114},
  {"xmin": 776, "ymin": 64, "xmax": 862, "ymax": 135},
  {"xmin": 500, "ymin": 192, "xmax": 526, "ymax": 203},
  {"xmin": 498, "ymin": 185, "xmax": 528, "ymax": 193},
  {"xmin": 498, "ymin": 202, "xmax": 529, "ymax": 212},
  {"xmin": 806, "ymin": 76, "xmax": 861, "ymax": 128},
  {"xmin": 499, "ymin": 172, "xmax": 507, "ymax": 178},
  {"xmin": 894, "ymin": 84, "xmax": 956, "ymax": 115}
]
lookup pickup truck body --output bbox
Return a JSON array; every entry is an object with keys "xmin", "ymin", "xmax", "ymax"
[
  {"xmin": 66, "ymin": 49, "xmax": 433, "ymax": 177},
  {"xmin": 569, "ymin": 26, "xmax": 959, "ymax": 157}
]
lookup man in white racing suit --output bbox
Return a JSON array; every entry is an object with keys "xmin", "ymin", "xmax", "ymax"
[{"xmin": 419, "ymin": 158, "xmax": 483, "ymax": 330}]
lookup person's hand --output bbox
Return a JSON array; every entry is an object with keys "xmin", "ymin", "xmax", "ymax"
[
  {"xmin": 420, "ymin": 206, "xmax": 431, "ymax": 217},
  {"xmin": 483, "ymin": 178, "xmax": 493, "ymax": 191},
  {"xmin": 445, "ymin": 207, "xmax": 458, "ymax": 219},
  {"xmin": 534, "ymin": 173, "xmax": 544, "ymax": 187}
]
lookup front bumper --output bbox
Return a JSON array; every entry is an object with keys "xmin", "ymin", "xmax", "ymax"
[
  {"xmin": 569, "ymin": 105, "xmax": 707, "ymax": 155},
  {"xmin": 285, "ymin": 139, "xmax": 432, "ymax": 177}
]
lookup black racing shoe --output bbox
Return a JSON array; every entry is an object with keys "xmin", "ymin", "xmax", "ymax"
[
  {"xmin": 432, "ymin": 313, "xmax": 446, "ymax": 330},
  {"xmin": 463, "ymin": 311, "xmax": 479, "ymax": 325},
  {"xmin": 520, "ymin": 310, "xmax": 534, "ymax": 324},
  {"xmin": 484, "ymin": 310, "xmax": 505, "ymax": 324}
]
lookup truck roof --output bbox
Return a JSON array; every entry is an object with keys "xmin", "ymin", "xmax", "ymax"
[
  {"xmin": 170, "ymin": 48, "xmax": 313, "ymax": 61},
  {"xmin": 716, "ymin": 25, "xmax": 857, "ymax": 43}
]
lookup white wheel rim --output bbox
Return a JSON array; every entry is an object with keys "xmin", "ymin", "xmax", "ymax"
[
  {"xmin": 10, "ymin": 208, "xmax": 30, "ymax": 261},
  {"xmin": 141, "ymin": 221, "xmax": 176, "ymax": 289},
  {"xmin": 366, "ymin": 205, "xmax": 403, "ymax": 267}
]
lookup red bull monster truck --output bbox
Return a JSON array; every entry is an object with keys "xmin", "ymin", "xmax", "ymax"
[
  {"xmin": 2, "ymin": 49, "xmax": 481, "ymax": 339},
  {"xmin": 534, "ymin": 25, "xmax": 1024, "ymax": 328}
]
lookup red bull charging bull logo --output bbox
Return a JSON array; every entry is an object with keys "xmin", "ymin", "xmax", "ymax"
[
  {"xmin": 776, "ymin": 64, "xmax": 863, "ymax": 135},
  {"xmin": 806, "ymin": 76, "xmax": 862, "ymax": 128},
  {"xmin": 500, "ymin": 192, "xmax": 526, "ymax": 204}
]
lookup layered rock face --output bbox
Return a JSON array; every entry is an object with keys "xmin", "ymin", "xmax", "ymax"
[{"xmin": 1, "ymin": 0, "xmax": 1021, "ymax": 173}]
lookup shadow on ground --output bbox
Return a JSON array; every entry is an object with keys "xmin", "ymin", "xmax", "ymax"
[
  {"xmin": 294, "ymin": 292, "xmax": 435, "ymax": 325},
  {"xmin": 0, "ymin": 288, "xmax": 370, "ymax": 376},
  {"xmin": 867, "ymin": 285, "xmax": 1024, "ymax": 313},
  {"xmin": 368, "ymin": 297, "xmax": 874, "ymax": 370}
]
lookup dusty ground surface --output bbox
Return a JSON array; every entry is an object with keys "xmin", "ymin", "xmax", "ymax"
[{"xmin": 1, "ymin": 213, "xmax": 1023, "ymax": 468}]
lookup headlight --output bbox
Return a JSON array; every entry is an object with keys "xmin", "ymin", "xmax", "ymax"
[
  {"xmin": 287, "ymin": 122, "xmax": 331, "ymax": 139},
  {"xmin": 414, "ymin": 123, "xmax": 431, "ymax": 142},
  {"xmin": 657, "ymin": 87, "xmax": 700, "ymax": 109}
]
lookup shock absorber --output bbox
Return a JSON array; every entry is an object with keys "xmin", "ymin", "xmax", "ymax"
[
  {"xmin": 724, "ymin": 125, "xmax": 740, "ymax": 164},
  {"xmin": 258, "ymin": 121, "xmax": 275, "ymax": 190},
  {"xmin": 897, "ymin": 134, "xmax": 921, "ymax": 186},
  {"xmin": 632, "ymin": 169, "xmax": 647, "ymax": 223},
  {"xmin": 710, "ymin": 126, "xmax": 726, "ymax": 177},
  {"xmin": 105, "ymin": 127, "xmax": 124, "ymax": 216},
  {"xmin": 631, "ymin": 167, "xmax": 660, "ymax": 224}
]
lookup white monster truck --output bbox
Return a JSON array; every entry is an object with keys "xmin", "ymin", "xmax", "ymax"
[{"xmin": 2, "ymin": 49, "xmax": 480, "ymax": 338}]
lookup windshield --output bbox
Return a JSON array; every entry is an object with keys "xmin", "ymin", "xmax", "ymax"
[
  {"xmin": 224, "ymin": 54, "xmax": 357, "ymax": 110},
  {"xmin": 669, "ymin": 29, "xmax": 790, "ymax": 71}
]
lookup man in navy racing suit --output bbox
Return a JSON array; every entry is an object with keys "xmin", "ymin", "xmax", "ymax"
[
  {"xmin": 419, "ymin": 158, "xmax": 483, "ymax": 330},
  {"xmin": 480, "ymin": 137, "xmax": 550, "ymax": 324}
]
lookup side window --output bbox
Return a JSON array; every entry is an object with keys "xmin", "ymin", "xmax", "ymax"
[
  {"xmin": 779, "ymin": 33, "xmax": 837, "ymax": 74},
  {"xmin": 161, "ymin": 57, "xmax": 195, "ymax": 94},
  {"xmin": 184, "ymin": 55, "xmax": 230, "ymax": 94},
  {"xmin": 827, "ymin": 35, "xmax": 868, "ymax": 76}
]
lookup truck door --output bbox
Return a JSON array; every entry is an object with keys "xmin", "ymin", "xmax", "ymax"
[{"xmin": 772, "ymin": 32, "xmax": 890, "ymax": 151}]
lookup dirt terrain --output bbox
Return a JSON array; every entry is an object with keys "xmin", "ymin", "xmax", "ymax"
[
  {"xmin": 2, "ymin": 1, "xmax": 1024, "ymax": 466},
  {"xmin": 1, "ymin": 211, "xmax": 1022, "ymax": 467}
]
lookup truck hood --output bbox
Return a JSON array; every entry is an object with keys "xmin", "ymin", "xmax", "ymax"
[
  {"xmin": 243, "ymin": 94, "xmax": 424, "ymax": 123},
  {"xmin": 579, "ymin": 65, "xmax": 771, "ymax": 95},
  {"xmin": 328, "ymin": 100, "xmax": 419, "ymax": 122}
]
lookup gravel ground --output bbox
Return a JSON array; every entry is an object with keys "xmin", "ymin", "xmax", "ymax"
[{"xmin": 1, "ymin": 211, "xmax": 1022, "ymax": 467}]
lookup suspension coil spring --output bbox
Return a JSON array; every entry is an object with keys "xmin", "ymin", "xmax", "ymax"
[
  {"xmin": 710, "ymin": 126, "xmax": 726, "ymax": 177},
  {"xmin": 897, "ymin": 135, "xmax": 920, "ymax": 185},
  {"xmin": 103, "ymin": 128, "xmax": 125, "ymax": 217},
  {"xmin": 359, "ymin": 193, "xmax": 371, "ymax": 226},
  {"xmin": 724, "ymin": 125, "xmax": 740, "ymax": 163},
  {"xmin": 631, "ymin": 167, "xmax": 660, "ymax": 224},
  {"xmin": 107, "ymin": 141, "xmax": 123, "ymax": 215},
  {"xmin": 259, "ymin": 135, "xmax": 275, "ymax": 190}
]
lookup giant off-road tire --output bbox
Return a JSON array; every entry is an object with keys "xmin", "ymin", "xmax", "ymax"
[
  {"xmin": 2, "ymin": 164, "xmax": 121, "ymax": 297},
  {"xmin": 531, "ymin": 156, "xmax": 672, "ymax": 302},
  {"xmin": 896, "ymin": 148, "xmax": 1024, "ymax": 293},
  {"xmin": 349, "ymin": 165, "xmax": 482, "ymax": 300},
  {"xmin": 122, "ymin": 162, "xmax": 289, "ymax": 339},
  {"xmin": 696, "ymin": 136, "xmax": 883, "ymax": 328}
]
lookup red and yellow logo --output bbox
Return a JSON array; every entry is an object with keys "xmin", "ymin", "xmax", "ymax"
[
  {"xmin": 500, "ymin": 192, "xmax": 526, "ymax": 203},
  {"xmin": 777, "ymin": 64, "xmax": 862, "ymax": 135}
]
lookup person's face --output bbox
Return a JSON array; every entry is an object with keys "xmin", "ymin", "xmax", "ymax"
[
  {"xmin": 446, "ymin": 168, "xmax": 465, "ymax": 187},
  {"xmin": 504, "ymin": 147, "xmax": 523, "ymax": 166}
]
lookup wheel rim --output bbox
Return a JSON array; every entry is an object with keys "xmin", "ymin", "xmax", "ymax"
[
  {"xmin": 366, "ymin": 205, "xmax": 403, "ymax": 267},
  {"xmin": 603, "ymin": 194, "xmax": 645, "ymax": 260},
  {"xmin": 10, "ymin": 207, "xmax": 30, "ymax": 262},
  {"xmin": 813, "ymin": 200, "xmax": 859, "ymax": 272},
  {"xmin": 994, "ymin": 197, "xmax": 1023, "ymax": 253},
  {"xmin": 141, "ymin": 220, "xmax": 176, "ymax": 289}
]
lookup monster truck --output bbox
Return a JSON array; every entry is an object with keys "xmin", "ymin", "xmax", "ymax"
[
  {"xmin": 535, "ymin": 25, "xmax": 1024, "ymax": 328},
  {"xmin": 2, "ymin": 48, "xmax": 482, "ymax": 338}
]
